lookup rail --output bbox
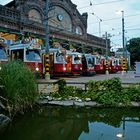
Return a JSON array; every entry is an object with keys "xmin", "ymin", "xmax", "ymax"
[
  {"xmin": 66, "ymin": 82, "xmax": 88, "ymax": 91},
  {"xmin": 36, "ymin": 79, "xmax": 140, "ymax": 94}
]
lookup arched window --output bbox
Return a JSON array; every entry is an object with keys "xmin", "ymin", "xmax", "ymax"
[
  {"xmin": 28, "ymin": 9, "xmax": 42, "ymax": 23},
  {"xmin": 76, "ymin": 26, "xmax": 83, "ymax": 35}
]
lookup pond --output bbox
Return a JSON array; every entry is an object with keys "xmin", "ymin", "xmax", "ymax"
[{"xmin": 0, "ymin": 106, "xmax": 140, "ymax": 140}]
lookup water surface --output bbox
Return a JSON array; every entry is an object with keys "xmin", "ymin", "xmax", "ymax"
[{"xmin": 0, "ymin": 106, "xmax": 140, "ymax": 140}]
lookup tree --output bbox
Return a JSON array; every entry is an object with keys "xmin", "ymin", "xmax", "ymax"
[{"xmin": 126, "ymin": 38, "xmax": 140, "ymax": 66}]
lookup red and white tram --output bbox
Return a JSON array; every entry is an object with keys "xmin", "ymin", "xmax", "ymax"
[
  {"xmin": 45, "ymin": 48, "xmax": 71, "ymax": 77},
  {"xmin": 82, "ymin": 54, "xmax": 96, "ymax": 76},
  {"xmin": 8, "ymin": 41, "xmax": 43, "ymax": 75},
  {"xmin": 92, "ymin": 54, "xmax": 104, "ymax": 74},
  {"xmin": 66, "ymin": 51, "xmax": 82, "ymax": 76},
  {"xmin": 115, "ymin": 57, "xmax": 122, "ymax": 72},
  {"xmin": 0, "ymin": 37, "xmax": 8, "ymax": 63}
]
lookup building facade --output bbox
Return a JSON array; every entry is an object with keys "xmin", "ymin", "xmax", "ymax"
[{"xmin": 0, "ymin": 0, "xmax": 110, "ymax": 54}]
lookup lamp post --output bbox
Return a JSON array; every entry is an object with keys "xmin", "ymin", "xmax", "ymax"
[
  {"xmin": 121, "ymin": 10, "xmax": 125, "ymax": 58},
  {"xmin": 102, "ymin": 32, "xmax": 111, "ymax": 75},
  {"xmin": 116, "ymin": 10, "xmax": 125, "ymax": 57},
  {"xmin": 91, "ymin": 13, "xmax": 102, "ymax": 37},
  {"xmin": 45, "ymin": 0, "xmax": 50, "ymax": 80}
]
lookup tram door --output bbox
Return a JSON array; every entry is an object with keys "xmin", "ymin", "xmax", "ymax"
[{"xmin": 11, "ymin": 49, "xmax": 24, "ymax": 61}]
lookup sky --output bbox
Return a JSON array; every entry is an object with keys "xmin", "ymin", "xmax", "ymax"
[
  {"xmin": 71, "ymin": 0, "xmax": 140, "ymax": 51},
  {"xmin": 1, "ymin": 0, "xmax": 140, "ymax": 51}
]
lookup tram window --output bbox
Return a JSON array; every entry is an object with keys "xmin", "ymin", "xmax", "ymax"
[
  {"xmin": 11, "ymin": 49, "xmax": 24, "ymax": 61},
  {"xmin": 0, "ymin": 48, "xmax": 7, "ymax": 59},
  {"xmin": 87, "ymin": 57, "xmax": 94, "ymax": 67},
  {"xmin": 82, "ymin": 56, "xmax": 87, "ymax": 69},
  {"xmin": 56, "ymin": 52, "xmax": 64, "ymax": 63},
  {"xmin": 26, "ymin": 50, "xmax": 41, "ymax": 61},
  {"xmin": 74, "ymin": 56, "xmax": 81, "ymax": 64}
]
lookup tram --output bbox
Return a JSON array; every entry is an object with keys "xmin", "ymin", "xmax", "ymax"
[
  {"xmin": 42, "ymin": 48, "xmax": 71, "ymax": 77},
  {"xmin": 115, "ymin": 57, "xmax": 123, "ymax": 71},
  {"xmin": 92, "ymin": 54, "xmax": 104, "ymax": 74},
  {"xmin": 82, "ymin": 54, "xmax": 96, "ymax": 76},
  {"xmin": 0, "ymin": 37, "xmax": 8, "ymax": 63},
  {"xmin": 109, "ymin": 57, "xmax": 118, "ymax": 73},
  {"xmin": 66, "ymin": 51, "xmax": 82, "ymax": 76},
  {"xmin": 8, "ymin": 41, "xmax": 43, "ymax": 75}
]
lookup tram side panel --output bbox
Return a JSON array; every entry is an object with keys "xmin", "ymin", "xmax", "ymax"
[
  {"xmin": 66, "ymin": 51, "xmax": 82, "ymax": 76},
  {"xmin": 42, "ymin": 48, "xmax": 71, "ymax": 78},
  {"xmin": 82, "ymin": 54, "xmax": 96, "ymax": 76},
  {"xmin": 8, "ymin": 43, "xmax": 43, "ymax": 78}
]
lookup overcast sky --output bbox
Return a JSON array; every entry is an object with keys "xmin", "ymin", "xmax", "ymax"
[
  {"xmin": 1, "ymin": 0, "xmax": 140, "ymax": 50},
  {"xmin": 71, "ymin": 0, "xmax": 140, "ymax": 50}
]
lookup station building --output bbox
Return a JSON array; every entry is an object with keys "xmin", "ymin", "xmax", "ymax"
[{"xmin": 0, "ymin": 0, "xmax": 110, "ymax": 54}]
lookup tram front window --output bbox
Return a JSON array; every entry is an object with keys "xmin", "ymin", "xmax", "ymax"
[
  {"xmin": 87, "ymin": 57, "xmax": 94, "ymax": 68},
  {"xmin": 0, "ymin": 48, "xmax": 7, "ymax": 60},
  {"xmin": 26, "ymin": 50, "xmax": 41, "ymax": 61},
  {"xmin": 74, "ymin": 56, "xmax": 81, "ymax": 64},
  {"xmin": 56, "ymin": 52, "xmax": 65, "ymax": 63}
]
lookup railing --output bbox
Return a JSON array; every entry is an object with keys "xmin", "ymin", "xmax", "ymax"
[
  {"xmin": 0, "ymin": 5, "xmax": 20, "ymax": 21},
  {"xmin": 66, "ymin": 82, "xmax": 88, "ymax": 91}
]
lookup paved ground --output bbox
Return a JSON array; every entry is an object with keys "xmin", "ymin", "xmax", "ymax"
[
  {"xmin": 61, "ymin": 71, "xmax": 140, "ymax": 84},
  {"xmin": 37, "ymin": 71, "xmax": 140, "ymax": 85},
  {"xmin": 37, "ymin": 71, "xmax": 140, "ymax": 91}
]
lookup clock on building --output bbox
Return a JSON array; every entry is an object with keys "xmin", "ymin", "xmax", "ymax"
[{"xmin": 57, "ymin": 14, "xmax": 64, "ymax": 21}]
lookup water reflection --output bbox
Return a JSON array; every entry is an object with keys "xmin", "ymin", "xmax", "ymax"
[{"xmin": 1, "ymin": 106, "xmax": 140, "ymax": 140}]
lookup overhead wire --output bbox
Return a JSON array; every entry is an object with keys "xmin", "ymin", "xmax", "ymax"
[{"xmin": 78, "ymin": 0, "xmax": 125, "ymax": 9}]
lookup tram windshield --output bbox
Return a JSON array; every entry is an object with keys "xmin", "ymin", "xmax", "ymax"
[
  {"xmin": 0, "ymin": 48, "xmax": 8, "ymax": 60},
  {"xmin": 26, "ymin": 50, "xmax": 41, "ymax": 61},
  {"xmin": 73, "ymin": 55, "xmax": 81, "ymax": 64},
  {"xmin": 55, "ymin": 52, "xmax": 66, "ymax": 63},
  {"xmin": 86, "ymin": 56, "xmax": 95, "ymax": 68}
]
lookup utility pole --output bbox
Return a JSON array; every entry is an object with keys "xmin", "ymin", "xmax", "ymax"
[
  {"xmin": 105, "ymin": 32, "xmax": 109, "ymax": 75},
  {"xmin": 91, "ymin": 13, "xmax": 102, "ymax": 37},
  {"xmin": 105, "ymin": 32, "xmax": 108, "ymax": 60},
  {"xmin": 121, "ymin": 11, "xmax": 127, "ymax": 74},
  {"xmin": 122, "ymin": 11, "xmax": 125, "ymax": 58},
  {"xmin": 103, "ymin": 32, "xmax": 111, "ymax": 75},
  {"xmin": 45, "ymin": 0, "xmax": 50, "ymax": 80}
]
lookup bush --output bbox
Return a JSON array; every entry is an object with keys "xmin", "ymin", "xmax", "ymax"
[
  {"xmin": 86, "ymin": 77, "xmax": 130, "ymax": 106},
  {"xmin": 0, "ymin": 61, "xmax": 38, "ymax": 117},
  {"xmin": 57, "ymin": 78, "xmax": 66, "ymax": 91}
]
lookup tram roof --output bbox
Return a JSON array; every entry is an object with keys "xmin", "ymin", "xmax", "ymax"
[{"xmin": 8, "ymin": 42, "xmax": 41, "ymax": 50}]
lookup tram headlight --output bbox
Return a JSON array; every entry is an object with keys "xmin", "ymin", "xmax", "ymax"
[
  {"xmin": 35, "ymin": 67, "xmax": 39, "ymax": 71},
  {"xmin": 63, "ymin": 67, "xmax": 66, "ymax": 71},
  {"xmin": 80, "ymin": 67, "xmax": 82, "ymax": 70}
]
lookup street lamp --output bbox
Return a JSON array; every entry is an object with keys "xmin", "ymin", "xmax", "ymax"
[
  {"xmin": 116, "ymin": 10, "xmax": 125, "ymax": 58},
  {"xmin": 102, "ymin": 32, "xmax": 111, "ymax": 75},
  {"xmin": 102, "ymin": 32, "xmax": 111, "ymax": 59},
  {"xmin": 91, "ymin": 13, "xmax": 102, "ymax": 37},
  {"xmin": 116, "ymin": 10, "xmax": 127, "ymax": 74},
  {"xmin": 121, "ymin": 10, "xmax": 125, "ymax": 58}
]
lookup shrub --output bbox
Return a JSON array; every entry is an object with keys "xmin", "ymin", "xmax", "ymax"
[
  {"xmin": 57, "ymin": 78, "xmax": 66, "ymax": 91},
  {"xmin": 0, "ymin": 61, "xmax": 37, "ymax": 117}
]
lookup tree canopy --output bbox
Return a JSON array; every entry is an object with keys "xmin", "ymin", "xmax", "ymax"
[{"xmin": 126, "ymin": 37, "xmax": 140, "ymax": 66}]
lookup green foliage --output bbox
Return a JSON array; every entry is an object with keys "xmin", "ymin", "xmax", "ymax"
[
  {"xmin": 52, "ymin": 77, "xmax": 140, "ymax": 107},
  {"xmin": 126, "ymin": 38, "xmax": 140, "ymax": 66},
  {"xmin": 52, "ymin": 86, "xmax": 84, "ymax": 100},
  {"xmin": 87, "ymin": 77, "xmax": 129, "ymax": 106},
  {"xmin": 57, "ymin": 78, "xmax": 66, "ymax": 91},
  {"xmin": 0, "ymin": 61, "xmax": 37, "ymax": 117},
  {"xmin": 123, "ymin": 86, "xmax": 140, "ymax": 101}
]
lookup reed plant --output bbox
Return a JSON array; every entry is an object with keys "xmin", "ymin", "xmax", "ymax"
[{"xmin": 0, "ymin": 60, "xmax": 37, "ymax": 118}]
